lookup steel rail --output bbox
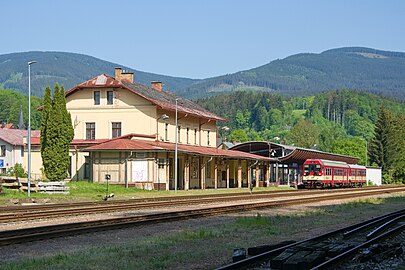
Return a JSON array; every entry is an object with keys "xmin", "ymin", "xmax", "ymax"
[
  {"xmin": 1, "ymin": 188, "xmax": 404, "ymax": 247},
  {"xmin": 0, "ymin": 185, "xmax": 396, "ymax": 213},
  {"xmin": 0, "ymin": 189, "xmax": 303, "ymax": 212},
  {"xmin": 343, "ymin": 210, "xmax": 405, "ymax": 238},
  {"xmin": 366, "ymin": 214, "xmax": 405, "ymax": 240},
  {"xmin": 312, "ymin": 221, "xmax": 405, "ymax": 269},
  {"xmin": 217, "ymin": 208, "xmax": 405, "ymax": 270},
  {"xmin": 1, "ymin": 187, "xmax": 404, "ymax": 223}
]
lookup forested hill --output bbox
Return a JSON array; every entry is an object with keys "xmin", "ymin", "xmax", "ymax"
[
  {"xmin": 180, "ymin": 47, "xmax": 405, "ymax": 100},
  {"xmin": 2, "ymin": 47, "xmax": 405, "ymax": 100},
  {"xmin": 197, "ymin": 89, "xmax": 405, "ymax": 181},
  {"xmin": 0, "ymin": 51, "xmax": 198, "ymax": 97},
  {"xmin": 196, "ymin": 90, "xmax": 405, "ymax": 157}
]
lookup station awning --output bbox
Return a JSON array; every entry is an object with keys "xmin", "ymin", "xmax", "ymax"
[
  {"xmin": 279, "ymin": 148, "xmax": 359, "ymax": 164},
  {"xmin": 85, "ymin": 137, "xmax": 272, "ymax": 161}
]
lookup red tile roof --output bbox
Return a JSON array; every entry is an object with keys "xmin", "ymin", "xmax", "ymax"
[
  {"xmin": 0, "ymin": 129, "xmax": 40, "ymax": 146},
  {"xmin": 65, "ymin": 74, "xmax": 225, "ymax": 122},
  {"xmin": 279, "ymin": 147, "xmax": 359, "ymax": 164},
  {"xmin": 0, "ymin": 123, "xmax": 16, "ymax": 129},
  {"xmin": 85, "ymin": 137, "xmax": 271, "ymax": 161},
  {"xmin": 30, "ymin": 136, "xmax": 109, "ymax": 147}
]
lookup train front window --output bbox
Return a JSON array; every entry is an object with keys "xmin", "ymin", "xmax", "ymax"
[
  {"xmin": 304, "ymin": 164, "xmax": 321, "ymax": 175},
  {"xmin": 304, "ymin": 165, "xmax": 310, "ymax": 175}
]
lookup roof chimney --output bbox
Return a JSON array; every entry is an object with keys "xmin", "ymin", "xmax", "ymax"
[
  {"xmin": 115, "ymin": 67, "xmax": 122, "ymax": 80},
  {"xmin": 151, "ymin": 81, "xmax": 163, "ymax": 91},
  {"xmin": 115, "ymin": 67, "xmax": 134, "ymax": 83}
]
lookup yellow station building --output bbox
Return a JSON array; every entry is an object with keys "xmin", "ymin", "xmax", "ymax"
[{"xmin": 28, "ymin": 68, "xmax": 272, "ymax": 190}]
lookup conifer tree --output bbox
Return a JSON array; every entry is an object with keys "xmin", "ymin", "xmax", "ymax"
[
  {"xmin": 40, "ymin": 86, "xmax": 52, "ymax": 173},
  {"xmin": 391, "ymin": 115, "xmax": 405, "ymax": 182},
  {"xmin": 40, "ymin": 84, "xmax": 73, "ymax": 180},
  {"xmin": 368, "ymin": 106, "xmax": 396, "ymax": 182}
]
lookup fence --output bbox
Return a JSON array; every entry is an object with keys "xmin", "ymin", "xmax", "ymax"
[{"xmin": 0, "ymin": 177, "xmax": 70, "ymax": 194}]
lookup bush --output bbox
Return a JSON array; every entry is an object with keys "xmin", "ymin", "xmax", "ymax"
[{"xmin": 9, "ymin": 163, "xmax": 27, "ymax": 178}]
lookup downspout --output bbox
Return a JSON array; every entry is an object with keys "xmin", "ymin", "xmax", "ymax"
[
  {"xmin": 125, "ymin": 151, "xmax": 133, "ymax": 189},
  {"xmin": 206, "ymin": 156, "xmax": 213, "ymax": 187},
  {"xmin": 75, "ymin": 145, "xmax": 79, "ymax": 181}
]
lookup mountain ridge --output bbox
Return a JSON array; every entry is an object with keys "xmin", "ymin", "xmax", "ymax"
[
  {"xmin": 0, "ymin": 51, "xmax": 199, "ymax": 97},
  {"xmin": 1, "ymin": 47, "xmax": 405, "ymax": 100},
  {"xmin": 178, "ymin": 47, "xmax": 405, "ymax": 100}
]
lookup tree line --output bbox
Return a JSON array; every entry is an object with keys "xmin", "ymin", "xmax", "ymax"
[
  {"xmin": 0, "ymin": 89, "xmax": 42, "ymax": 129},
  {"xmin": 197, "ymin": 90, "xmax": 405, "ymax": 183},
  {"xmin": 0, "ymin": 86, "xmax": 73, "ymax": 181}
]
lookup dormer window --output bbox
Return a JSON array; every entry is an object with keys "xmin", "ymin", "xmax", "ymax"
[
  {"xmin": 94, "ymin": 91, "xmax": 100, "ymax": 105},
  {"xmin": 107, "ymin": 91, "xmax": 114, "ymax": 105}
]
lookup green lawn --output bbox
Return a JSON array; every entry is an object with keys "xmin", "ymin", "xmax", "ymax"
[{"xmin": 0, "ymin": 181, "xmax": 293, "ymax": 204}]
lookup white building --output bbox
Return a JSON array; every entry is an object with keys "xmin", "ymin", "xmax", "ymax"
[
  {"xmin": 366, "ymin": 166, "xmax": 382, "ymax": 186},
  {"xmin": 0, "ymin": 129, "xmax": 40, "ymax": 174}
]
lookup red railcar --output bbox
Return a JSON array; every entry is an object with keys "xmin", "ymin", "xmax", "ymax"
[{"xmin": 302, "ymin": 159, "xmax": 366, "ymax": 188}]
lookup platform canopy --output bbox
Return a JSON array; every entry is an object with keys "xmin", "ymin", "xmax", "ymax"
[
  {"xmin": 229, "ymin": 141, "xmax": 294, "ymax": 160},
  {"xmin": 229, "ymin": 141, "xmax": 359, "ymax": 164},
  {"xmin": 279, "ymin": 148, "xmax": 359, "ymax": 164}
]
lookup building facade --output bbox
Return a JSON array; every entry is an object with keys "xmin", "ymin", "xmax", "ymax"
[
  {"xmin": 29, "ymin": 68, "xmax": 271, "ymax": 190},
  {"xmin": 0, "ymin": 129, "xmax": 40, "ymax": 175}
]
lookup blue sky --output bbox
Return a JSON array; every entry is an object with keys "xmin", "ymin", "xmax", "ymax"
[{"xmin": 2, "ymin": 0, "xmax": 404, "ymax": 78}]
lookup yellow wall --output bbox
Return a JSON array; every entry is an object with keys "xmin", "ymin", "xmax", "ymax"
[
  {"xmin": 67, "ymin": 88, "xmax": 218, "ymax": 146},
  {"xmin": 156, "ymin": 109, "xmax": 218, "ymax": 147},
  {"xmin": 23, "ymin": 147, "xmax": 42, "ymax": 180},
  {"xmin": 67, "ymin": 88, "xmax": 157, "ymax": 140}
]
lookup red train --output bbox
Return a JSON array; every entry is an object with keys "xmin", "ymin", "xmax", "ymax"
[{"xmin": 302, "ymin": 159, "xmax": 366, "ymax": 188}]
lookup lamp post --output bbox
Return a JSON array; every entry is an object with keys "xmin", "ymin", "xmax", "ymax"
[
  {"xmin": 28, "ymin": 61, "xmax": 37, "ymax": 197},
  {"xmin": 174, "ymin": 99, "xmax": 178, "ymax": 192},
  {"xmin": 221, "ymin": 126, "xmax": 230, "ymax": 142},
  {"xmin": 156, "ymin": 114, "xmax": 169, "ymax": 141}
]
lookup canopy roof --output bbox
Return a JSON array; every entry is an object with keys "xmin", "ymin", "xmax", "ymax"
[
  {"xmin": 230, "ymin": 141, "xmax": 359, "ymax": 164},
  {"xmin": 279, "ymin": 148, "xmax": 359, "ymax": 164},
  {"xmin": 86, "ymin": 137, "xmax": 272, "ymax": 161}
]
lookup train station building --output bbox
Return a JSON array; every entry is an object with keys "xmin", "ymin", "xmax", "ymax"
[{"xmin": 25, "ymin": 68, "xmax": 360, "ymax": 190}]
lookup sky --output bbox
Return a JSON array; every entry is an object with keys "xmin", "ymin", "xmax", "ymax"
[{"xmin": 1, "ymin": 0, "xmax": 405, "ymax": 79}]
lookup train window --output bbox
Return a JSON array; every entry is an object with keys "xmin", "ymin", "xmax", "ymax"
[
  {"xmin": 304, "ymin": 163, "xmax": 321, "ymax": 175},
  {"xmin": 304, "ymin": 164, "xmax": 310, "ymax": 175},
  {"xmin": 315, "ymin": 164, "xmax": 321, "ymax": 173}
]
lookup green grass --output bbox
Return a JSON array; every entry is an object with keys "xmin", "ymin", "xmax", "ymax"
[
  {"xmin": 0, "ymin": 181, "xmax": 294, "ymax": 205},
  {"xmin": 2, "ymin": 195, "xmax": 405, "ymax": 269}
]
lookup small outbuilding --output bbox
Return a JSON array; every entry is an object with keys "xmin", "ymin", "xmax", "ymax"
[{"xmin": 366, "ymin": 166, "xmax": 382, "ymax": 186}]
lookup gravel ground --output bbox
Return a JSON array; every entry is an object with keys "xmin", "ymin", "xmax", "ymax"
[{"xmin": 0, "ymin": 192, "xmax": 405, "ymax": 269}]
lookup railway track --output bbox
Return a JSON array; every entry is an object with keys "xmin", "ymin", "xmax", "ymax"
[
  {"xmin": 1, "ymin": 186, "xmax": 405, "ymax": 247},
  {"xmin": 1, "ymin": 186, "xmax": 399, "ymax": 213},
  {"xmin": 217, "ymin": 209, "xmax": 405, "ymax": 270},
  {"xmin": 1, "ymin": 186, "xmax": 404, "ymax": 223}
]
